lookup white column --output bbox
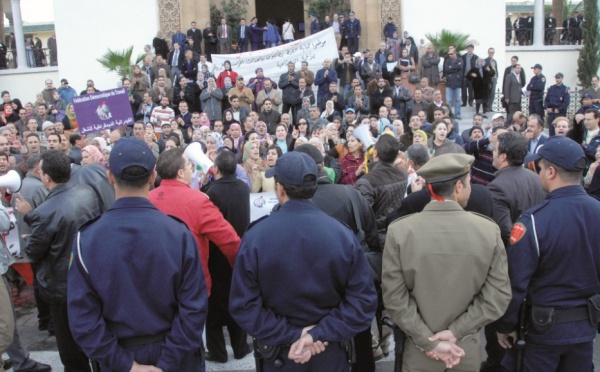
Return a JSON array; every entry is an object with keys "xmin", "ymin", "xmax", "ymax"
[
  {"xmin": 533, "ymin": 0, "xmax": 545, "ymax": 47},
  {"xmin": 11, "ymin": 0, "xmax": 28, "ymax": 69}
]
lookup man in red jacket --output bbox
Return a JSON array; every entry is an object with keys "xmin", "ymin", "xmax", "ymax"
[{"xmin": 149, "ymin": 148, "xmax": 240, "ymax": 295}]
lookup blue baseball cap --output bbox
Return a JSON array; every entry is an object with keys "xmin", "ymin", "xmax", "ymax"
[
  {"xmin": 265, "ymin": 152, "xmax": 317, "ymax": 186},
  {"xmin": 109, "ymin": 137, "xmax": 156, "ymax": 180},
  {"xmin": 524, "ymin": 136, "xmax": 586, "ymax": 171},
  {"xmin": 345, "ymin": 108, "xmax": 356, "ymax": 113}
]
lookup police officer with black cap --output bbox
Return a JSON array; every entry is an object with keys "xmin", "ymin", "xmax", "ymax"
[
  {"xmin": 229, "ymin": 151, "xmax": 377, "ymax": 372},
  {"xmin": 526, "ymin": 64, "xmax": 546, "ymax": 120},
  {"xmin": 544, "ymin": 72, "xmax": 570, "ymax": 136},
  {"xmin": 67, "ymin": 137, "xmax": 208, "ymax": 372},
  {"xmin": 496, "ymin": 136, "xmax": 600, "ymax": 372},
  {"xmin": 295, "ymin": 144, "xmax": 380, "ymax": 372}
]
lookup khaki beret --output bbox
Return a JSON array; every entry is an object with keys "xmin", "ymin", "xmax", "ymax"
[{"xmin": 417, "ymin": 154, "xmax": 474, "ymax": 184}]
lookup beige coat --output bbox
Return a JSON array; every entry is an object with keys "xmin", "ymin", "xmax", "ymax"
[
  {"xmin": 0, "ymin": 278, "xmax": 14, "ymax": 355},
  {"xmin": 382, "ymin": 200, "xmax": 511, "ymax": 351},
  {"xmin": 227, "ymin": 87, "xmax": 255, "ymax": 111}
]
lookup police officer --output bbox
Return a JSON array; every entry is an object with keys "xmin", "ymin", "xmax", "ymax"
[
  {"xmin": 496, "ymin": 136, "xmax": 600, "ymax": 372},
  {"xmin": 309, "ymin": 12, "xmax": 320, "ymax": 35},
  {"xmin": 339, "ymin": 14, "xmax": 347, "ymax": 48},
  {"xmin": 343, "ymin": 11, "xmax": 361, "ymax": 55},
  {"xmin": 526, "ymin": 64, "xmax": 546, "ymax": 122},
  {"xmin": 229, "ymin": 151, "xmax": 377, "ymax": 371},
  {"xmin": 295, "ymin": 144, "xmax": 380, "ymax": 371},
  {"xmin": 576, "ymin": 93, "xmax": 600, "ymax": 116},
  {"xmin": 544, "ymin": 72, "xmax": 570, "ymax": 136},
  {"xmin": 383, "ymin": 153, "xmax": 511, "ymax": 371},
  {"xmin": 67, "ymin": 137, "xmax": 208, "ymax": 372}
]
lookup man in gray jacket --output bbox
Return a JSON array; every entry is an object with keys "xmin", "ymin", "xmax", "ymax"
[{"xmin": 503, "ymin": 64, "xmax": 523, "ymax": 123}]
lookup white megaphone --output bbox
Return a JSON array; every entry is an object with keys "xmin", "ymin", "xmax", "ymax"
[
  {"xmin": 184, "ymin": 142, "xmax": 213, "ymax": 173},
  {"xmin": 0, "ymin": 170, "xmax": 22, "ymax": 193},
  {"xmin": 352, "ymin": 124, "xmax": 375, "ymax": 150}
]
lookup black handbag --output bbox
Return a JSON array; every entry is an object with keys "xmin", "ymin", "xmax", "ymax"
[{"xmin": 409, "ymin": 73, "xmax": 420, "ymax": 84}]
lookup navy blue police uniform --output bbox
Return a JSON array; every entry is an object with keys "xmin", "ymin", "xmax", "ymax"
[
  {"xmin": 343, "ymin": 12, "xmax": 361, "ymax": 54},
  {"xmin": 576, "ymin": 103, "xmax": 600, "ymax": 116},
  {"xmin": 544, "ymin": 74, "xmax": 570, "ymax": 136},
  {"xmin": 229, "ymin": 152, "xmax": 377, "ymax": 372},
  {"xmin": 67, "ymin": 137, "xmax": 208, "ymax": 372},
  {"xmin": 526, "ymin": 66, "xmax": 546, "ymax": 121},
  {"xmin": 496, "ymin": 137, "xmax": 600, "ymax": 372},
  {"xmin": 310, "ymin": 14, "xmax": 320, "ymax": 35}
]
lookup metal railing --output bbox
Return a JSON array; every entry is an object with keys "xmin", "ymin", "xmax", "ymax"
[
  {"xmin": 0, "ymin": 48, "xmax": 57, "ymax": 70},
  {"xmin": 506, "ymin": 27, "xmax": 584, "ymax": 46},
  {"xmin": 491, "ymin": 87, "xmax": 584, "ymax": 118}
]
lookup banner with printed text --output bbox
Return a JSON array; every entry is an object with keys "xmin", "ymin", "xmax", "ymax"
[
  {"xmin": 211, "ymin": 28, "xmax": 339, "ymax": 84},
  {"xmin": 250, "ymin": 192, "xmax": 278, "ymax": 222},
  {"xmin": 72, "ymin": 87, "xmax": 134, "ymax": 135}
]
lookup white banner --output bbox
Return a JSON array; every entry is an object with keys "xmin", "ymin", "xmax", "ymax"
[
  {"xmin": 211, "ymin": 28, "xmax": 338, "ymax": 84},
  {"xmin": 5, "ymin": 208, "xmax": 20, "ymax": 256},
  {"xmin": 250, "ymin": 192, "xmax": 278, "ymax": 222}
]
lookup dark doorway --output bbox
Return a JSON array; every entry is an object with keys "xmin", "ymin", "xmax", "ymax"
[{"xmin": 255, "ymin": 0, "xmax": 305, "ymax": 40}]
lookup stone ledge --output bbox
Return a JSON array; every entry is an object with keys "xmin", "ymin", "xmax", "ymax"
[
  {"xmin": 506, "ymin": 45, "xmax": 584, "ymax": 52},
  {"xmin": 0, "ymin": 66, "xmax": 59, "ymax": 76}
]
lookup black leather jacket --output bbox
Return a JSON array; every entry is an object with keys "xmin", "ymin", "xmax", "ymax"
[
  {"xmin": 70, "ymin": 163, "xmax": 115, "ymax": 213},
  {"xmin": 355, "ymin": 161, "xmax": 408, "ymax": 247},
  {"xmin": 24, "ymin": 183, "xmax": 101, "ymax": 303}
]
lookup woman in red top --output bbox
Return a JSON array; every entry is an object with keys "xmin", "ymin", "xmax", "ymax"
[
  {"xmin": 216, "ymin": 60, "xmax": 238, "ymax": 89},
  {"xmin": 339, "ymin": 134, "xmax": 365, "ymax": 185}
]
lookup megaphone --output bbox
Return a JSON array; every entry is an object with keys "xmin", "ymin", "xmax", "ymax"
[
  {"xmin": 0, "ymin": 170, "xmax": 22, "ymax": 193},
  {"xmin": 353, "ymin": 124, "xmax": 375, "ymax": 149},
  {"xmin": 184, "ymin": 142, "xmax": 213, "ymax": 174}
]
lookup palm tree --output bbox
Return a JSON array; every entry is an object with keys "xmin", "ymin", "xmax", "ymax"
[
  {"xmin": 424, "ymin": 29, "xmax": 472, "ymax": 57},
  {"xmin": 97, "ymin": 46, "xmax": 145, "ymax": 79}
]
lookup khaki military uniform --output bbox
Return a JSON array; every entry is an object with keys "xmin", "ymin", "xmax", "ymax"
[{"xmin": 383, "ymin": 200, "xmax": 511, "ymax": 372}]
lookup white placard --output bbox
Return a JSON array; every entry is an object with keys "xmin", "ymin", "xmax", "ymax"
[
  {"xmin": 5, "ymin": 208, "xmax": 20, "ymax": 256},
  {"xmin": 211, "ymin": 28, "xmax": 339, "ymax": 85},
  {"xmin": 250, "ymin": 192, "xmax": 278, "ymax": 222}
]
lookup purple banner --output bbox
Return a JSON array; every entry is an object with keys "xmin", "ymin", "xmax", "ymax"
[{"xmin": 72, "ymin": 88, "xmax": 134, "ymax": 135}]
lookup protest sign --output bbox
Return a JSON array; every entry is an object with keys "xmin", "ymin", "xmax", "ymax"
[
  {"xmin": 212, "ymin": 28, "xmax": 338, "ymax": 84},
  {"xmin": 5, "ymin": 208, "xmax": 20, "ymax": 256},
  {"xmin": 249, "ymin": 192, "xmax": 278, "ymax": 222},
  {"xmin": 72, "ymin": 87, "xmax": 134, "ymax": 135}
]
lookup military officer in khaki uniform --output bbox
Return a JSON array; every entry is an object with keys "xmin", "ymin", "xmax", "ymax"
[{"xmin": 382, "ymin": 153, "xmax": 512, "ymax": 371}]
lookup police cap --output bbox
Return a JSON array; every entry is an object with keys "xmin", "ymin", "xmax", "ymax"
[
  {"xmin": 265, "ymin": 151, "xmax": 318, "ymax": 186},
  {"xmin": 417, "ymin": 153, "xmax": 474, "ymax": 184},
  {"xmin": 531, "ymin": 63, "xmax": 543, "ymax": 70},
  {"xmin": 524, "ymin": 136, "xmax": 586, "ymax": 171},
  {"xmin": 109, "ymin": 137, "xmax": 156, "ymax": 180}
]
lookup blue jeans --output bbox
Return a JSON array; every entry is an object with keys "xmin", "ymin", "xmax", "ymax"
[{"xmin": 446, "ymin": 87, "xmax": 462, "ymax": 117}]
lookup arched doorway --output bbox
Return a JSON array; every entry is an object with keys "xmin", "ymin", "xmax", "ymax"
[{"xmin": 255, "ymin": 0, "xmax": 305, "ymax": 40}]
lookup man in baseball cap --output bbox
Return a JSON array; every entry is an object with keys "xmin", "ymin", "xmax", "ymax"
[
  {"xmin": 525, "ymin": 135, "xmax": 586, "ymax": 173},
  {"xmin": 496, "ymin": 136, "xmax": 600, "ymax": 372}
]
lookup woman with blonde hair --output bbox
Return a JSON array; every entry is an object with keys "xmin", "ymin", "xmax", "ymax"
[{"xmin": 242, "ymin": 141, "xmax": 269, "ymax": 192}]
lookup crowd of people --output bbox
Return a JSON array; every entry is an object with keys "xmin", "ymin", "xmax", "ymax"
[
  {"xmin": 505, "ymin": 11, "xmax": 585, "ymax": 46},
  {"xmin": 0, "ymin": 10, "xmax": 600, "ymax": 372}
]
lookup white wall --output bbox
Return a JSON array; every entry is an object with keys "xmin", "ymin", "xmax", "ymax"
[
  {"xmin": 402, "ymin": 0, "xmax": 505, "ymax": 64},
  {"xmin": 0, "ymin": 68, "xmax": 59, "ymax": 103},
  {"xmin": 504, "ymin": 49, "xmax": 582, "ymax": 89},
  {"xmin": 53, "ymin": 0, "xmax": 159, "ymax": 93}
]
